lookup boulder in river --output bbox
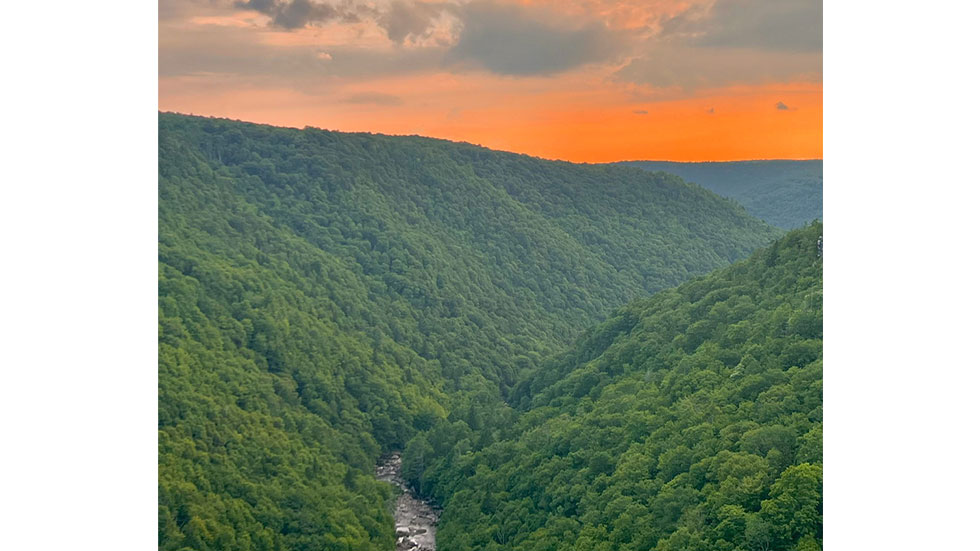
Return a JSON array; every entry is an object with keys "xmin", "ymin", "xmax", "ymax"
[{"xmin": 376, "ymin": 453, "xmax": 439, "ymax": 550}]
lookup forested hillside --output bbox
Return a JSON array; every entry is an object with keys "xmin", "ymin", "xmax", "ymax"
[
  {"xmin": 619, "ymin": 161, "xmax": 822, "ymax": 229},
  {"xmin": 158, "ymin": 112, "xmax": 782, "ymax": 551},
  {"xmin": 405, "ymin": 224, "xmax": 823, "ymax": 551}
]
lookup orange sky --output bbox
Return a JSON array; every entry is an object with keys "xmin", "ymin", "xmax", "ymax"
[{"xmin": 159, "ymin": 0, "xmax": 822, "ymax": 162}]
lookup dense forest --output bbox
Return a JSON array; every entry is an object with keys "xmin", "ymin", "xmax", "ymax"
[
  {"xmin": 618, "ymin": 161, "xmax": 822, "ymax": 230},
  {"xmin": 158, "ymin": 112, "xmax": 795, "ymax": 550},
  {"xmin": 405, "ymin": 224, "xmax": 823, "ymax": 551}
]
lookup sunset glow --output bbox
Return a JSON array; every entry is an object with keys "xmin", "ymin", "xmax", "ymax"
[{"xmin": 160, "ymin": 0, "xmax": 822, "ymax": 162}]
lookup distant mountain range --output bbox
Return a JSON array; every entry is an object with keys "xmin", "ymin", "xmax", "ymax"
[{"xmin": 617, "ymin": 160, "xmax": 822, "ymax": 230}]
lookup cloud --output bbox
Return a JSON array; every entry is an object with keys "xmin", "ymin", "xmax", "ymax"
[
  {"xmin": 380, "ymin": 1, "xmax": 454, "ymax": 44},
  {"xmin": 161, "ymin": 0, "xmax": 229, "ymax": 21},
  {"xmin": 234, "ymin": 0, "xmax": 371, "ymax": 30},
  {"xmin": 236, "ymin": 0, "xmax": 276, "ymax": 15},
  {"xmin": 707, "ymin": 107, "xmax": 714, "ymax": 114},
  {"xmin": 445, "ymin": 1, "xmax": 630, "ymax": 75},
  {"xmin": 633, "ymin": 109, "xmax": 648, "ymax": 115},
  {"xmin": 170, "ymin": 1, "xmax": 636, "ymax": 82},
  {"xmin": 775, "ymin": 101, "xmax": 790, "ymax": 110},
  {"xmin": 342, "ymin": 92, "xmax": 404, "ymax": 105},
  {"xmin": 662, "ymin": 0, "xmax": 822, "ymax": 52},
  {"xmin": 616, "ymin": 44, "xmax": 821, "ymax": 89},
  {"xmin": 165, "ymin": 0, "xmax": 822, "ymax": 98},
  {"xmin": 615, "ymin": 0, "xmax": 821, "ymax": 89},
  {"xmin": 320, "ymin": 46, "xmax": 447, "ymax": 78},
  {"xmin": 159, "ymin": 23, "xmax": 445, "ymax": 82},
  {"xmin": 233, "ymin": 0, "xmax": 455, "ymax": 42}
]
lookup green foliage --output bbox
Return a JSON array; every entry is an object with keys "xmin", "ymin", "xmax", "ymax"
[
  {"xmin": 620, "ymin": 160, "xmax": 822, "ymax": 230},
  {"xmin": 158, "ymin": 113, "xmax": 782, "ymax": 550},
  {"xmin": 416, "ymin": 224, "xmax": 823, "ymax": 551}
]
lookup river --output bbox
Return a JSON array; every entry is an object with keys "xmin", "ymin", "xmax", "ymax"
[{"xmin": 375, "ymin": 453, "xmax": 439, "ymax": 551}]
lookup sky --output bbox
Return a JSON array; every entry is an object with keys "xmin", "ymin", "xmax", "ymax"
[{"xmin": 159, "ymin": 0, "xmax": 822, "ymax": 162}]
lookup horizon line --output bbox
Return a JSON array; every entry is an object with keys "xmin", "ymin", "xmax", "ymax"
[{"xmin": 161, "ymin": 111, "xmax": 824, "ymax": 165}]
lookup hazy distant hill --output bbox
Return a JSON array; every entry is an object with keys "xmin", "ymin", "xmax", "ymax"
[
  {"xmin": 619, "ymin": 160, "xmax": 822, "ymax": 229},
  {"xmin": 158, "ymin": 113, "xmax": 782, "ymax": 551}
]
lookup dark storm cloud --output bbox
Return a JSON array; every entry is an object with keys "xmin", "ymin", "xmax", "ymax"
[{"xmin": 445, "ymin": 1, "xmax": 629, "ymax": 76}]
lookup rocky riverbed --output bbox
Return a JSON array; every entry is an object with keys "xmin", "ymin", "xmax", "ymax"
[{"xmin": 375, "ymin": 453, "xmax": 439, "ymax": 551}]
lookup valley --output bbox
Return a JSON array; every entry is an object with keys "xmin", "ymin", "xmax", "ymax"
[{"xmin": 157, "ymin": 113, "xmax": 820, "ymax": 551}]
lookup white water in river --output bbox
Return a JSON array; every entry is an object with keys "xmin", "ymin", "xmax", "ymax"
[{"xmin": 375, "ymin": 453, "xmax": 439, "ymax": 551}]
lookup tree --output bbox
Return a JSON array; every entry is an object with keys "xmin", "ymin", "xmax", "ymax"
[{"xmin": 760, "ymin": 463, "xmax": 822, "ymax": 547}]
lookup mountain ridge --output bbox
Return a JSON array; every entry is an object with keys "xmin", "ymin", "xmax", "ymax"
[
  {"xmin": 158, "ymin": 112, "xmax": 786, "ymax": 551},
  {"xmin": 617, "ymin": 160, "xmax": 822, "ymax": 230},
  {"xmin": 407, "ymin": 223, "xmax": 823, "ymax": 551}
]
